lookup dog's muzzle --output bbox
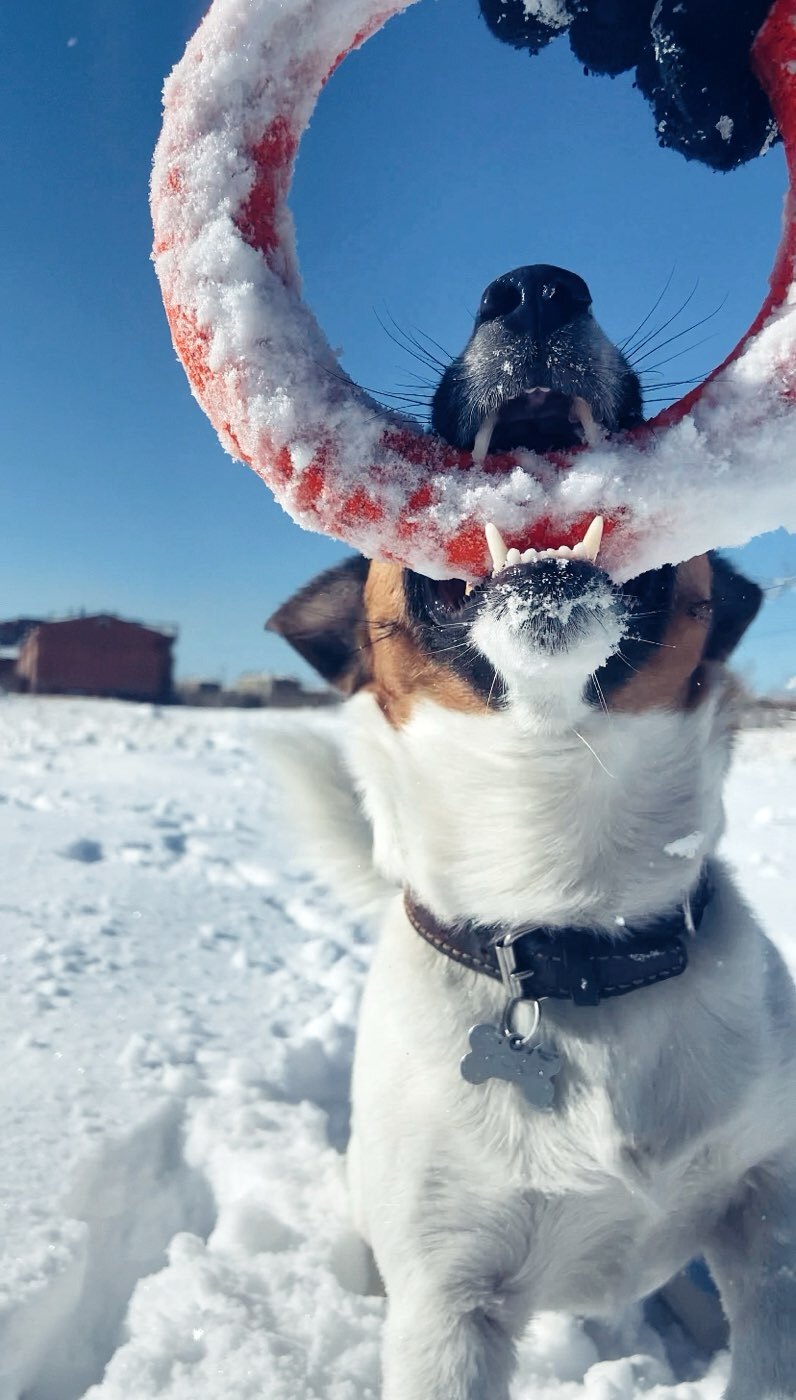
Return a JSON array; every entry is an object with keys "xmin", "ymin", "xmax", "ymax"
[{"xmin": 479, "ymin": 557, "xmax": 621, "ymax": 658}]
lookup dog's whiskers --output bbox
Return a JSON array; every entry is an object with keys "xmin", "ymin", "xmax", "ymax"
[
  {"xmin": 375, "ymin": 309, "xmax": 451, "ymax": 375},
  {"xmin": 316, "ymin": 360, "xmax": 432, "ymax": 415},
  {"xmin": 432, "ymin": 641, "xmax": 476, "ymax": 657},
  {"xmin": 484, "ymin": 670, "xmax": 499, "ymax": 713},
  {"xmin": 640, "ymin": 334, "xmax": 717, "ymax": 375},
  {"xmin": 570, "ymin": 726, "xmax": 616, "ymax": 778},
  {"xmin": 591, "ymin": 671, "xmax": 610, "ymax": 716},
  {"xmin": 623, "ymin": 278, "xmax": 700, "ymax": 360},
  {"xmin": 614, "ymin": 648, "xmax": 642, "ymax": 676},
  {"xmin": 618, "ymin": 267, "xmax": 677, "ymax": 355}
]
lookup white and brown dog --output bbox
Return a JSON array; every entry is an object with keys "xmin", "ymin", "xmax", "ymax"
[{"xmin": 267, "ymin": 266, "xmax": 796, "ymax": 1400}]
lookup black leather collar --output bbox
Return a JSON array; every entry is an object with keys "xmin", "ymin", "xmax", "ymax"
[{"xmin": 404, "ymin": 868, "xmax": 713, "ymax": 1007}]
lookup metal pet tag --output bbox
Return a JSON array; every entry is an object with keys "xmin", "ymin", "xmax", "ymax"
[{"xmin": 460, "ymin": 1021, "xmax": 561, "ymax": 1112}]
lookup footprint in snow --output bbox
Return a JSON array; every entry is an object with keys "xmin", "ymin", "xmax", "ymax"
[
  {"xmin": 161, "ymin": 831, "xmax": 187, "ymax": 857},
  {"xmin": 59, "ymin": 838, "xmax": 104, "ymax": 864}
]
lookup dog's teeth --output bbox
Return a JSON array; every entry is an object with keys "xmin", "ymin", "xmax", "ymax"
[
  {"xmin": 472, "ymin": 414, "xmax": 498, "ymax": 464},
  {"xmin": 569, "ymin": 396, "xmax": 603, "ymax": 448},
  {"xmin": 581, "ymin": 515, "xmax": 604, "ymax": 563},
  {"xmin": 464, "ymin": 582, "xmax": 474, "ymax": 597},
  {"xmin": 486, "ymin": 525, "xmax": 600, "ymax": 574},
  {"xmin": 485, "ymin": 522, "xmax": 508, "ymax": 574}
]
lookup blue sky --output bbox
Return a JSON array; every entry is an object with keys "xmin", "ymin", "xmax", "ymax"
[{"xmin": 1, "ymin": 0, "xmax": 793, "ymax": 689}]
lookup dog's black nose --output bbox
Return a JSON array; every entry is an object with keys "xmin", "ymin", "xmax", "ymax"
[{"xmin": 475, "ymin": 265, "xmax": 593, "ymax": 343}]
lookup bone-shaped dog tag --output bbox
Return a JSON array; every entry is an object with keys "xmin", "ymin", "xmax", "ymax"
[{"xmin": 460, "ymin": 1022, "xmax": 561, "ymax": 1111}]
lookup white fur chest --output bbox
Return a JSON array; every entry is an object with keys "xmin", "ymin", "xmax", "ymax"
[
  {"xmin": 344, "ymin": 692, "xmax": 729, "ymax": 929},
  {"xmin": 348, "ymin": 880, "xmax": 792, "ymax": 1320}
]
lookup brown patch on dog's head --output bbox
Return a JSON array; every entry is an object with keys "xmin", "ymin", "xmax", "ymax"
[
  {"xmin": 609, "ymin": 555, "xmax": 712, "ymax": 712},
  {"xmin": 362, "ymin": 562, "xmax": 484, "ymax": 724},
  {"xmin": 266, "ymin": 556, "xmax": 483, "ymax": 724},
  {"xmin": 610, "ymin": 554, "xmax": 762, "ymax": 713}
]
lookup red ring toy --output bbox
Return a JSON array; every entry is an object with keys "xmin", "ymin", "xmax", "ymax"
[{"xmin": 151, "ymin": 0, "xmax": 796, "ymax": 581}]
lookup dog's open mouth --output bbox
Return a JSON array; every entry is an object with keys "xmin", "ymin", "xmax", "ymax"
[
  {"xmin": 471, "ymin": 389, "xmax": 602, "ymax": 462},
  {"xmin": 420, "ymin": 517, "xmax": 605, "ymax": 619}
]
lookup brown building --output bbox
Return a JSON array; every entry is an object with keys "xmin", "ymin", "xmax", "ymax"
[
  {"xmin": 0, "ymin": 648, "xmax": 19, "ymax": 691},
  {"xmin": 16, "ymin": 614, "xmax": 175, "ymax": 703}
]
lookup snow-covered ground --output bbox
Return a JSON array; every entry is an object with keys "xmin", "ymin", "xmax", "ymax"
[{"xmin": 0, "ymin": 695, "xmax": 794, "ymax": 1400}]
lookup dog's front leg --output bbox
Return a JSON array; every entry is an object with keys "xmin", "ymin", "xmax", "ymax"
[
  {"xmin": 707, "ymin": 1159, "xmax": 796, "ymax": 1400},
  {"xmin": 381, "ymin": 1290, "xmax": 517, "ymax": 1400}
]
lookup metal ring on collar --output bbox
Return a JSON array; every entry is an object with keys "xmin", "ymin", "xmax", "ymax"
[{"xmin": 501, "ymin": 997, "xmax": 541, "ymax": 1047}]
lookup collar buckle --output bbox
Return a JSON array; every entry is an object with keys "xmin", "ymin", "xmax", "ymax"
[
  {"xmin": 495, "ymin": 930, "xmax": 538, "ymax": 998},
  {"xmin": 497, "ymin": 928, "xmax": 603, "ymax": 1006}
]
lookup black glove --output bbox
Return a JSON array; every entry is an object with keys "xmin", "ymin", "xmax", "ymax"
[
  {"xmin": 569, "ymin": 0, "xmax": 652, "ymax": 77},
  {"xmin": 635, "ymin": 0, "xmax": 778, "ymax": 171},
  {"xmin": 479, "ymin": 0, "xmax": 568, "ymax": 55},
  {"xmin": 477, "ymin": 0, "xmax": 779, "ymax": 171}
]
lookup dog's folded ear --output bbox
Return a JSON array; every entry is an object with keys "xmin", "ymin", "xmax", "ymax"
[
  {"xmin": 706, "ymin": 555, "xmax": 764, "ymax": 661},
  {"xmin": 265, "ymin": 555, "xmax": 371, "ymax": 695}
]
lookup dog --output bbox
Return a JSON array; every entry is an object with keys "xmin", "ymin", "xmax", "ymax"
[{"xmin": 267, "ymin": 265, "xmax": 796, "ymax": 1400}]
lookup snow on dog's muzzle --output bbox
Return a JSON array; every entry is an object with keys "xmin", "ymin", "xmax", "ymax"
[
  {"xmin": 471, "ymin": 521, "xmax": 625, "ymax": 685},
  {"xmin": 479, "ymin": 559, "xmax": 623, "ymax": 665}
]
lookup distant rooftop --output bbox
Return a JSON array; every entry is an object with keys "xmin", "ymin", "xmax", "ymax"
[{"xmin": 0, "ymin": 612, "xmax": 179, "ymax": 645}]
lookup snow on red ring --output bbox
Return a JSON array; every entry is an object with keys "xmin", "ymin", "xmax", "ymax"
[{"xmin": 151, "ymin": 0, "xmax": 796, "ymax": 583}]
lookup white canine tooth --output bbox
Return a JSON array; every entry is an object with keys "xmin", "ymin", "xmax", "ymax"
[
  {"xmin": 570, "ymin": 396, "xmax": 603, "ymax": 447},
  {"xmin": 484, "ymin": 522, "xmax": 508, "ymax": 573},
  {"xmin": 472, "ymin": 414, "xmax": 498, "ymax": 464},
  {"xmin": 581, "ymin": 515, "xmax": 604, "ymax": 563},
  {"xmin": 506, "ymin": 548, "xmax": 521, "ymax": 567}
]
